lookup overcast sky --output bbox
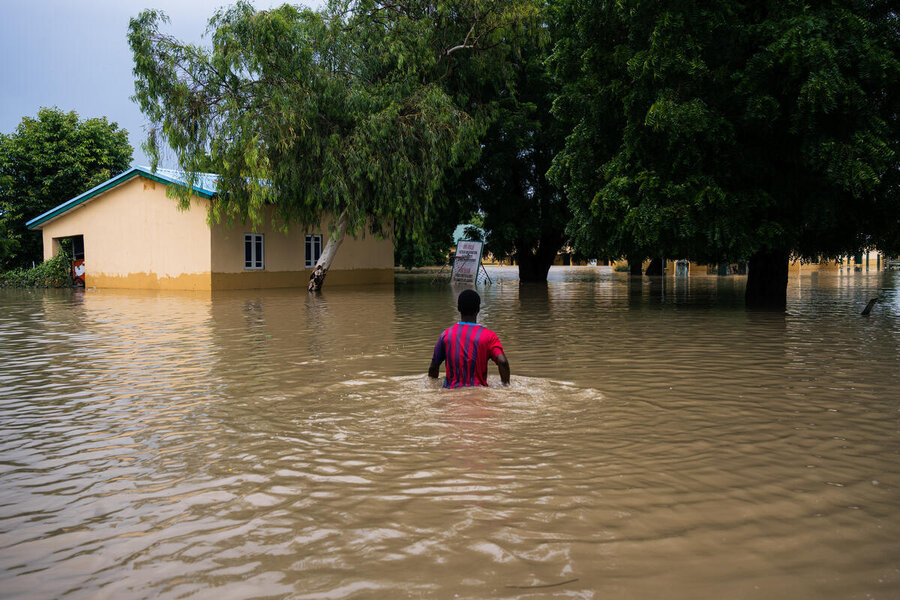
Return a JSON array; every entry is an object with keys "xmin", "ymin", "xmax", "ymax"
[{"xmin": 0, "ymin": 0, "xmax": 322, "ymax": 168}]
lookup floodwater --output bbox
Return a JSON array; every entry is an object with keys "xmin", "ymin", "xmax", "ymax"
[{"xmin": 1, "ymin": 267, "xmax": 898, "ymax": 600}]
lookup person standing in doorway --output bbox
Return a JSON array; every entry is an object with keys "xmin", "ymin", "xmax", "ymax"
[{"xmin": 428, "ymin": 290, "xmax": 510, "ymax": 387}]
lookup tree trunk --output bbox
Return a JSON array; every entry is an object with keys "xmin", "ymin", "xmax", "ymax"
[
  {"xmin": 516, "ymin": 234, "xmax": 564, "ymax": 282},
  {"xmin": 627, "ymin": 255, "xmax": 644, "ymax": 276},
  {"xmin": 645, "ymin": 257, "xmax": 663, "ymax": 276},
  {"xmin": 517, "ymin": 250, "xmax": 554, "ymax": 282},
  {"xmin": 308, "ymin": 210, "xmax": 349, "ymax": 292},
  {"xmin": 745, "ymin": 249, "xmax": 789, "ymax": 309}
]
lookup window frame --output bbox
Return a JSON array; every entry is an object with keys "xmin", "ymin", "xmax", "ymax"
[
  {"xmin": 244, "ymin": 233, "xmax": 265, "ymax": 270},
  {"xmin": 305, "ymin": 234, "xmax": 323, "ymax": 268}
]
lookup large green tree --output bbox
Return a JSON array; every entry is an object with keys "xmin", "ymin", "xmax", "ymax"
[
  {"xmin": 551, "ymin": 0, "xmax": 900, "ymax": 307},
  {"xmin": 390, "ymin": 5, "xmax": 565, "ymax": 279},
  {"xmin": 0, "ymin": 108, "xmax": 132, "ymax": 269},
  {"xmin": 394, "ymin": 196, "xmax": 472, "ymax": 269},
  {"xmin": 129, "ymin": 0, "xmax": 537, "ymax": 289},
  {"xmin": 466, "ymin": 25, "xmax": 570, "ymax": 282}
]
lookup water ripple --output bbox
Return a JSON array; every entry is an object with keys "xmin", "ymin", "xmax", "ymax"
[{"xmin": 1, "ymin": 271, "xmax": 899, "ymax": 599}]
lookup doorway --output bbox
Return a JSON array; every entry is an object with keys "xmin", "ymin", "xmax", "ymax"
[{"xmin": 57, "ymin": 235, "xmax": 85, "ymax": 286}]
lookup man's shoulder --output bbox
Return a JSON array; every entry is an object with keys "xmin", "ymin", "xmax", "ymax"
[{"xmin": 477, "ymin": 325, "xmax": 500, "ymax": 340}]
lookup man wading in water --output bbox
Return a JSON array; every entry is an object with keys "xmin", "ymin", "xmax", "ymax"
[{"xmin": 428, "ymin": 290, "xmax": 511, "ymax": 388}]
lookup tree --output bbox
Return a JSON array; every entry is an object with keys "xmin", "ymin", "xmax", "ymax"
[
  {"xmin": 466, "ymin": 23, "xmax": 570, "ymax": 282},
  {"xmin": 129, "ymin": 0, "xmax": 538, "ymax": 290},
  {"xmin": 0, "ymin": 108, "xmax": 132, "ymax": 270},
  {"xmin": 551, "ymin": 0, "xmax": 900, "ymax": 307},
  {"xmin": 394, "ymin": 196, "xmax": 471, "ymax": 269},
  {"xmin": 391, "ymin": 9, "xmax": 566, "ymax": 279}
]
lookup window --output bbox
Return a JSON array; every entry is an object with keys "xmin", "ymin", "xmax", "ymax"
[
  {"xmin": 244, "ymin": 233, "xmax": 264, "ymax": 269},
  {"xmin": 305, "ymin": 234, "xmax": 322, "ymax": 268}
]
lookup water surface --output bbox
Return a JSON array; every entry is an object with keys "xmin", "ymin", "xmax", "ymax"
[{"xmin": 1, "ymin": 268, "xmax": 898, "ymax": 599}]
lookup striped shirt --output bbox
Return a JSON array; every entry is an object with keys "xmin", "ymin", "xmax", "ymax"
[{"xmin": 432, "ymin": 322, "xmax": 504, "ymax": 388}]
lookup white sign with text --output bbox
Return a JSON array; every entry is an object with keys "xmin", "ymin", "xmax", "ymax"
[{"xmin": 451, "ymin": 240, "xmax": 484, "ymax": 285}]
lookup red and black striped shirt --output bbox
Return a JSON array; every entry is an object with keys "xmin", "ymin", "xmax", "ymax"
[{"xmin": 432, "ymin": 322, "xmax": 504, "ymax": 388}]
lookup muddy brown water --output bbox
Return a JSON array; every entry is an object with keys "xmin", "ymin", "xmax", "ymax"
[{"xmin": 1, "ymin": 267, "xmax": 898, "ymax": 599}]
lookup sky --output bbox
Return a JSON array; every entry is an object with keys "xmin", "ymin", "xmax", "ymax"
[{"xmin": 0, "ymin": 0, "xmax": 322, "ymax": 168}]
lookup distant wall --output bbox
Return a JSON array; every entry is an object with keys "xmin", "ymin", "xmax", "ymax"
[{"xmin": 607, "ymin": 253, "xmax": 889, "ymax": 275}]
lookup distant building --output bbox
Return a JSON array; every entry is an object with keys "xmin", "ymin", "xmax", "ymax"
[
  {"xmin": 611, "ymin": 253, "xmax": 890, "ymax": 276},
  {"xmin": 26, "ymin": 166, "xmax": 393, "ymax": 290}
]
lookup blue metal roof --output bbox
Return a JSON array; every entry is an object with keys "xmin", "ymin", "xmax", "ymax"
[
  {"xmin": 26, "ymin": 166, "xmax": 220, "ymax": 230},
  {"xmin": 453, "ymin": 223, "xmax": 486, "ymax": 242},
  {"xmin": 151, "ymin": 168, "xmax": 220, "ymax": 196}
]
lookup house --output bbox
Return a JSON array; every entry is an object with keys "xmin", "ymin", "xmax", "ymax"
[
  {"xmin": 610, "ymin": 253, "xmax": 890, "ymax": 276},
  {"xmin": 25, "ymin": 166, "xmax": 393, "ymax": 290}
]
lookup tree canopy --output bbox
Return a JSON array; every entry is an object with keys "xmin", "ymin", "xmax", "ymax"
[
  {"xmin": 129, "ymin": 0, "xmax": 538, "ymax": 260},
  {"xmin": 392, "ymin": 4, "xmax": 570, "ymax": 280},
  {"xmin": 466, "ymin": 23, "xmax": 570, "ymax": 281},
  {"xmin": 550, "ymin": 0, "xmax": 900, "ymax": 304},
  {"xmin": 0, "ymin": 107, "xmax": 132, "ymax": 270}
]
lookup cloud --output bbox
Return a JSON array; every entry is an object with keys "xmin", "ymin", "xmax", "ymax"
[{"xmin": 0, "ymin": 0, "xmax": 324, "ymax": 167}]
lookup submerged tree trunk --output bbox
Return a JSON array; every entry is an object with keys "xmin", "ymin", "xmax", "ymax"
[
  {"xmin": 645, "ymin": 257, "xmax": 663, "ymax": 276},
  {"xmin": 308, "ymin": 210, "xmax": 349, "ymax": 292},
  {"xmin": 745, "ymin": 249, "xmax": 789, "ymax": 309},
  {"xmin": 516, "ymin": 234, "xmax": 564, "ymax": 282},
  {"xmin": 628, "ymin": 255, "xmax": 644, "ymax": 276},
  {"xmin": 518, "ymin": 252, "xmax": 553, "ymax": 282}
]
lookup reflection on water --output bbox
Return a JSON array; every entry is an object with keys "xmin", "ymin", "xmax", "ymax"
[{"xmin": 1, "ymin": 268, "xmax": 899, "ymax": 599}]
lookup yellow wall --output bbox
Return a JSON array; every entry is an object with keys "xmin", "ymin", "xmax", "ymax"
[
  {"xmin": 788, "ymin": 252, "xmax": 886, "ymax": 272},
  {"xmin": 609, "ymin": 254, "xmax": 889, "ymax": 275},
  {"xmin": 210, "ymin": 211, "xmax": 393, "ymax": 288},
  {"xmin": 40, "ymin": 177, "xmax": 212, "ymax": 290},
  {"xmin": 38, "ymin": 175, "xmax": 394, "ymax": 290}
]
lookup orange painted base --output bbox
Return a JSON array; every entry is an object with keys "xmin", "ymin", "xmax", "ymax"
[
  {"xmin": 86, "ymin": 269, "xmax": 393, "ymax": 290},
  {"xmin": 211, "ymin": 268, "xmax": 393, "ymax": 289},
  {"xmin": 87, "ymin": 272, "xmax": 212, "ymax": 290}
]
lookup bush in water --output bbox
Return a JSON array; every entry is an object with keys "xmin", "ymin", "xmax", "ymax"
[{"xmin": 0, "ymin": 252, "xmax": 73, "ymax": 288}]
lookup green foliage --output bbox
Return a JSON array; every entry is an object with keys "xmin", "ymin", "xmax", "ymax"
[
  {"xmin": 462, "ymin": 11, "xmax": 570, "ymax": 281},
  {"xmin": 394, "ymin": 225, "xmax": 454, "ymax": 268},
  {"xmin": 550, "ymin": 0, "xmax": 900, "ymax": 265},
  {"xmin": 394, "ymin": 200, "xmax": 469, "ymax": 268},
  {"xmin": 462, "ymin": 225, "xmax": 485, "ymax": 242},
  {"xmin": 0, "ymin": 251, "xmax": 73, "ymax": 288},
  {"xmin": 0, "ymin": 108, "xmax": 132, "ymax": 269},
  {"xmin": 129, "ymin": 0, "xmax": 539, "ymax": 249}
]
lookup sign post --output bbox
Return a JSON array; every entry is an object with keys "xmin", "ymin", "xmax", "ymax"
[{"xmin": 451, "ymin": 240, "xmax": 484, "ymax": 286}]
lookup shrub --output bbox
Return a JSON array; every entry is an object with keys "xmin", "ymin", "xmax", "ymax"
[{"xmin": 0, "ymin": 252, "xmax": 73, "ymax": 288}]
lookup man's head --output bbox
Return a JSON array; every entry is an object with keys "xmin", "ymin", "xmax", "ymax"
[{"xmin": 457, "ymin": 289, "xmax": 481, "ymax": 318}]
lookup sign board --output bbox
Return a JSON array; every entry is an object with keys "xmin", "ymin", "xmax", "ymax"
[
  {"xmin": 72, "ymin": 259, "xmax": 86, "ymax": 286},
  {"xmin": 451, "ymin": 240, "xmax": 484, "ymax": 285}
]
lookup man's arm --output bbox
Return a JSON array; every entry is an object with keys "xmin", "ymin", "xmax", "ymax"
[
  {"xmin": 429, "ymin": 334, "xmax": 445, "ymax": 379},
  {"xmin": 493, "ymin": 352, "xmax": 510, "ymax": 385}
]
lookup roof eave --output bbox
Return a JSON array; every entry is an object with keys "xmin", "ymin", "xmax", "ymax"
[{"xmin": 26, "ymin": 166, "xmax": 216, "ymax": 230}]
